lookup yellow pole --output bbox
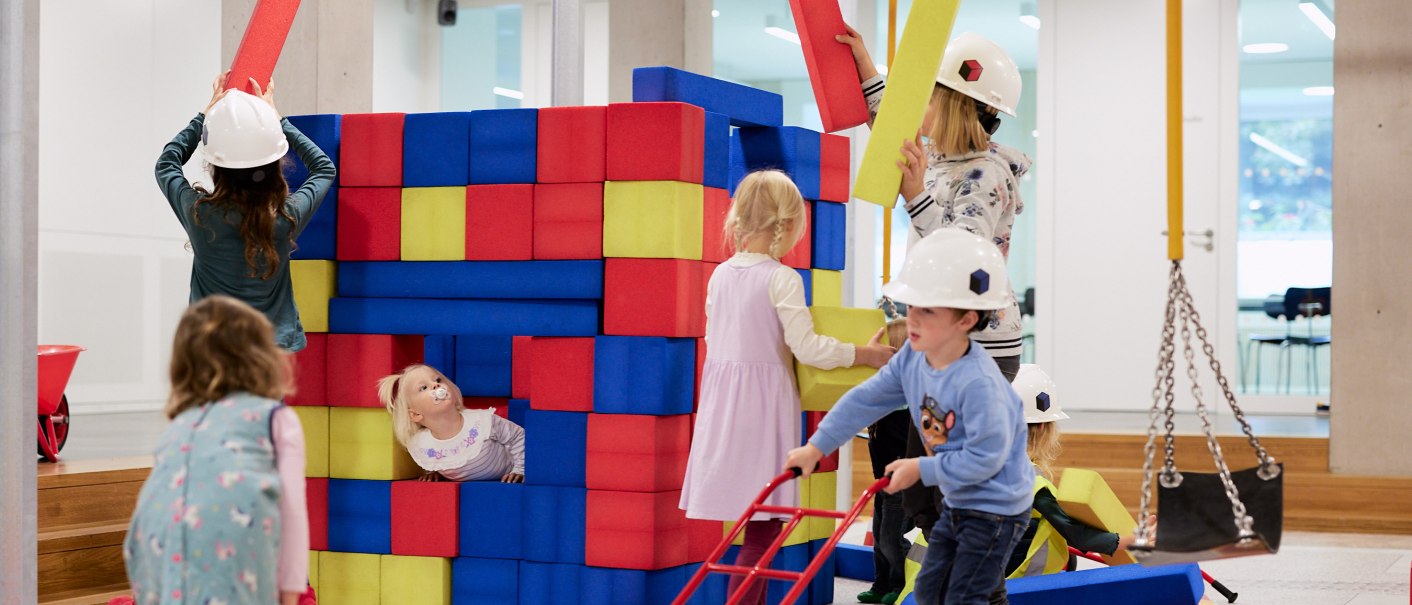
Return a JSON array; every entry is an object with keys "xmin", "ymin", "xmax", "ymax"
[
  {"xmin": 882, "ymin": 0, "xmax": 898, "ymax": 285},
  {"xmin": 1167, "ymin": 0, "xmax": 1184, "ymax": 261}
]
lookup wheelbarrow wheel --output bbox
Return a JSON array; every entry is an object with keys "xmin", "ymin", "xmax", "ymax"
[{"xmin": 37, "ymin": 394, "xmax": 71, "ymax": 458}]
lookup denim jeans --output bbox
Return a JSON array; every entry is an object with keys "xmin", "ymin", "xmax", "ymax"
[
  {"xmin": 913, "ymin": 505, "xmax": 1030, "ymax": 605},
  {"xmin": 870, "ymin": 490, "xmax": 914, "ymax": 594}
]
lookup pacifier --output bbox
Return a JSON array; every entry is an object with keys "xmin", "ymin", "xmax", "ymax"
[{"xmin": 431, "ymin": 386, "xmax": 450, "ymax": 401}]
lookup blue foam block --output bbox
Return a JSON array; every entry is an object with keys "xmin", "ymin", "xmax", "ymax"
[
  {"xmin": 703, "ymin": 111, "xmax": 731, "ymax": 190},
  {"xmin": 328, "ymin": 298, "xmax": 599, "ymax": 336},
  {"xmin": 284, "ymin": 114, "xmax": 342, "ymax": 189},
  {"xmin": 592, "ymin": 336, "xmax": 695, "ymax": 415},
  {"xmin": 581, "ymin": 566, "xmax": 686, "ymax": 605},
  {"xmin": 469, "ymin": 108, "xmax": 537, "ymax": 184},
  {"xmin": 520, "ymin": 562, "xmax": 582, "ymax": 605},
  {"xmin": 452, "ymin": 557, "xmax": 518, "ymax": 605},
  {"xmin": 403, "ymin": 112, "xmax": 473, "ymax": 187},
  {"xmin": 1005, "ymin": 563, "xmax": 1204, "ymax": 605},
  {"xmin": 327, "ymin": 479, "xmax": 391, "ymax": 554},
  {"xmin": 737, "ymin": 127, "xmax": 822, "ymax": 200},
  {"xmin": 764, "ymin": 543, "xmax": 812, "ymax": 605},
  {"xmin": 808, "ymin": 540, "xmax": 837, "ymax": 605},
  {"xmin": 795, "ymin": 268, "xmax": 813, "ymax": 306},
  {"xmin": 458, "ymin": 482, "xmax": 523, "ymax": 560},
  {"xmin": 728, "ymin": 130, "xmax": 746, "ymax": 196},
  {"xmin": 525, "ymin": 410, "xmax": 587, "ymax": 487},
  {"xmin": 291, "ymin": 187, "xmax": 338, "ymax": 260},
  {"xmin": 508, "ymin": 398, "xmax": 530, "ymax": 428},
  {"xmin": 681, "ymin": 562, "xmax": 728, "ymax": 605},
  {"xmin": 337, "ymin": 261, "xmax": 604, "ymax": 300},
  {"xmin": 423, "ymin": 334, "xmax": 457, "ymax": 381},
  {"xmin": 632, "ymin": 67, "xmax": 784, "ymax": 128},
  {"xmin": 454, "ymin": 335, "xmax": 512, "ymax": 396},
  {"xmin": 522, "ymin": 486, "xmax": 587, "ymax": 564},
  {"xmin": 811, "ymin": 201, "xmax": 846, "ymax": 271},
  {"xmin": 834, "ymin": 543, "xmax": 875, "ymax": 582}
]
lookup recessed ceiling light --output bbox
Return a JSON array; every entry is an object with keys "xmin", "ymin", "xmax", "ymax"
[
  {"xmin": 1018, "ymin": 15, "xmax": 1040, "ymax": 30},
  {"xmin": 1242, "ymin": 43, "xmax": 1289, "ymax": 54},
  {"xmin": 711, "ymin": 9, "xmax": 720, "ymax": 18},
  {"xmin": 1303, "ymin": 86, "xmax": 1335, "ymax": 96},
  {"xmin": 1298, "ymin": 2, "xmax": 1335, "ymax": 40},
  {"xmin": 493, "ymin": 87, "xmax": 524, "ymax": 100},
  {"xmin": 764, "ymin": 26, "xmax": 800, "ymax": 45}
]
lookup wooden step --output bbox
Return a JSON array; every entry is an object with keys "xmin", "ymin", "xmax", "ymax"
[
  {"xmin": 38, "ymin": 456, "xmax": 151, "ymax": 532},
  {"xmin": 39, "ymin": 583, "xmax": 130, "ymax": 605},
  {"xmin": 1054, "ymin": 433, "xmax": 1328, "ymax": 474},
  {"xmin": 36, "ymin": 457, "xmax": 150, "ymax": 604},
  {"xmin": 39, "ymin": 521, "xmax": 127, "ymax": 555},
  {"xmin": 38, "ymin": 545, "xmax": 129, "ymax": 602}
]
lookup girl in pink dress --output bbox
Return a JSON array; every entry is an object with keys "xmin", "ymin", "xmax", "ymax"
[{"xmin": 680, "ymin": 169, "xmax": 895, "ymax": 603}]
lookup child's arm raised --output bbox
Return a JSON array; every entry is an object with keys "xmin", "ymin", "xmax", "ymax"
[
  {"xmin": 257, "ymin": 79, "xmax": 336, "ymax": 237},
  {"xmin": 918, "ymin": 379, "xmax": 1014, "ymax": 489},
  {"xmin": 155, "ymin": 74, "xmax": 229, "ymax": 234},
  {"xmin": 836, "ymin": 24, "xmax": 884, "ymax": 129}
]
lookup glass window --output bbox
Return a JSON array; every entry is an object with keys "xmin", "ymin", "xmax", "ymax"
[{"xmin": 441, "ymin": 5, "xmax": 524, "ymax": 110}]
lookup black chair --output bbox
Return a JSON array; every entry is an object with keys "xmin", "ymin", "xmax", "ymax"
[
  {"xmin": 1243, "ymin": 295, "xmax": 1288, "ymax": 393},
  {"xmin": 1280, "ymin": 287, "xmax": 1331, "ymax": 394},
  {"xmin": 1020, "ymin": 287, "xmax": 1035, "ymax": 361}
]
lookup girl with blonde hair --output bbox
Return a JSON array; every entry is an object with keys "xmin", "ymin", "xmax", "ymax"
[{"xmin": 378, "ymin": 364, "xmax": 525, "ymax": 483}]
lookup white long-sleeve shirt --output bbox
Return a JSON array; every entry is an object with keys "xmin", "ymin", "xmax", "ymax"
[
  {"xmin": 408, "ymin": 409, "xmax": 526, "ymax": 481},
  {"xmin": 706, "ymin": 252, "xmax": 856, "ymax": 368}
]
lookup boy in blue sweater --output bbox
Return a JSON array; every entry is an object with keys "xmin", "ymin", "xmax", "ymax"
[{"xmin": 786, "ymin": 230, "xmax": 1033, "ymax": 605}]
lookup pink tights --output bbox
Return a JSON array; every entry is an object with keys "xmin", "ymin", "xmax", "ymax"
[{"xmin": 726, "ymin": 520, "xmax": 783, "ymax": 605}]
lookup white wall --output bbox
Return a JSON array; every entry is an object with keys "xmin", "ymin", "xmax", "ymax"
[{"xmin": 374, "ymin": 0, "xmax": 442, "ymax": 113}]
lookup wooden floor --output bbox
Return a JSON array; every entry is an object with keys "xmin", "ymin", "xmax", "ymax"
[{"xmin": 37, "ymin": 456, "xmax": 151, "ymax": 605}]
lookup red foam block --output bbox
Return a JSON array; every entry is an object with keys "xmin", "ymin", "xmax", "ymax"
[
  {"xmin": 465, "ymin": 397, "xmax": 510, "ymax": 419},
  {"xmin": 307, "ymin": 477, "xmax": 328, "ymax": 551},
  {"xmin": 336, "ymin": 187, "xmax": 401, "ymax": 261},
  {"xmin": 686, "ymin": 517, "xmax": 724, "ymax": 563},
  {"xmin": 585, "ymin": 490, "xmax": 687, "ymax": 570},
  {"xmin": 701, "ymin": 187, "xmax": 732, "ymax": 263},
  {"xmin": 804, "ymin": 411, "xmax": 840, "ymax": 473},
  {"xmin": 528, "ymin": 337, "xmax": 594, "ymax": 411},
  {"xmin": 467, "ymin": 184, "xmax": 533, "ymax": 260},
  {"xmin": 820, "ymin": 133, "xmax": 851, "ymax": 203},
  {"xmin": 391, "ymin": 481, "xmax": 459, "ymax": 557},
  {"xmin": 532, "ymin": 183, "xmax": 603, "ymax": 260},
  {"xmin": 586, "ymin": 414, "xmax": 691, "ymax": 492},
  {"xmin": 538, "ymin": 106, "xmax": 606, "ymax": 183},
  {"xmin": 779, "ymin": 201, "xmax": 813, "ymax": 269},
  {"xmin": 604, "ymin": 259, "xmax": 705, "ymax": 337},
  {"xmin": 340, "ymin": 113, "xmax": 405, "ymax": 187},
  {"xmin": 326, "ymin": 334, "xmax": 424, "ymax": 407},
  {"xmin": 512, "ymin": 336, "xmax": 532, "ymax": 399},
  {"xmin": 789, "ymin": 0, "xmax": 870, "ymax": 133},
  {"xmin": 606, "ymin": 102, "xmax": 705, "ymax": 183},
  {"xmin": 227, "ymin": 0, "xmax": 301, "ymax": 95},
  {"xmin": 288, "ymin": 332, "xmax": 327, "ymax": 406}
]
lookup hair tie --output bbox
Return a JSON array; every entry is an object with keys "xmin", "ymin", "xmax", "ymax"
[{"xmin": 251, "ymin": 170, "xmax": 266, "ymax": 183}]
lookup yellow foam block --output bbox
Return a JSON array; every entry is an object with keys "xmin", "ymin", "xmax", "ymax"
[
  {"xmin": 308, "ymin": 551, "xmax": 320, "ymax": 597},
  {"xmin": 381, "ymin": 555, "xmax": 452, "ymax": 605},
  {"xmin": 401, "ymin": 187, "xmax": 467, "ymax": 260},
  {"xmin": 319, "ymin": 551, "xmax": 380, "ymax": 605},
  {"xmin": 795, "ymin": 307, "xmax": 886, "ymax": 411},
  {"xmin": 803, "ymin": 471, "xmax": 838, "ymax": 541},
  {"xmin": 852, "ymin": 0, "xmax": 961, "ymax": 206},
  {"xmin": 329, "ymin": 407, "xmax": 421, "ymax": 480},
  {"xmin": 291, "ymin": 260, "xmax": 336, "ymax": 333},
  {"xmin": 603, "ymin": 181, "xmax": 703, "ymax": 260},
  {"xmin": 812, "ymin": 270, "xmax": 843, "ymax": 307},
  {"xmin": 1054, "ymin": 467, "xmax": 1138, "ymax": 565},
  {"xmin": 292, "ymin": 405, "xmax": 330, "ymax": 478}
]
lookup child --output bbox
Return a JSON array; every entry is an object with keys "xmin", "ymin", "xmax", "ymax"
[
  {"xmin": 786, "ymin": 229, "xmax": 1033, "ymax": 605},
  {"xmin": 378, "ymin": 364, "xmax": 526, "ymax": 483},
  {"xmin": 858, "ymin": 317, "xmax": 916, "ymax": 605},
  {"xmin": 157, "ymin": 72, "xmax": 336, "ymax": 353},
  {"xmin": 124, "ymin": 295, "xmax": 309, "ymax": 605},
  {"xmin": 680, "ymin": 169, "xmax": 895, "ymax": 605}
]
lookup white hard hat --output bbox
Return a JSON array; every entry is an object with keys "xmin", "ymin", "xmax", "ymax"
[
  {"xmin": 882, "ymin": 229, "xmax": 1009, "ymax": 310},
  {"xmin": 202, "ymin": 90, "xmax": 288, "ymax": 169},
  {"xmin": 1014, "ymin": 364, "xmax": 1068, "ymax": 423},
  {"xmin": 935, "ymin": 32, "xmax": 1022, "ymax": 117}
]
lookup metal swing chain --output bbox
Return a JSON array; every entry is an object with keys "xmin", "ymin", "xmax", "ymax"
[{"xmin": 1136, "ymin": 262, "xmax": 1182, "ymax": 548}]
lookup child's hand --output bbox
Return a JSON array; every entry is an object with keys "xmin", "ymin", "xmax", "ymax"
[
  {"xmin": 898, "ymin": 130, "xmax": 927, "ymax": 201},
  {"xmin": 784, "ymin": 444, "xmax": 825, "ymax": 478},
  {"xmin": 249, "ymin": 78, "xmax": 279, "ymax": 117},
  {"xmin": 882, "ymin": 457, "xmax": 921, "ymax": 494},
  {"xmin": 854, "ymin": 327, "xmax": 897, "ymax": 369},
  {"xmin": 501, "ymin": 472, "xmax": 524, "ymax": 483},
  {"xmin": 1119, "ymin": 515, "xmax": 1158, "ymax": 551},
  {"xmin": 835, "ymin": 23, "xmax": 879, "ymax": 82},
  {"xmin": 418, "ymin": 471, "xmax": 444, "ymax": 482},
  {"xmin": 203, "ymin": 70, "xmax": 231, "ymax": 115}
]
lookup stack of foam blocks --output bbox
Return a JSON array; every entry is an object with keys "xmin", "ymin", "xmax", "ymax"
[{"xmin": 284, "ymin": 66, "xmax": 854, "ymax": 605}]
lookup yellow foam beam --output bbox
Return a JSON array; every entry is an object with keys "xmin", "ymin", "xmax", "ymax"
[
  {"xmin": 292, "ymin": 405, "xmax": 330, "ymax": 478},
  {"xmin": 1054, "ymin": 468, "xmax": 1138, "ymax": 565},
  {"xmin": 381, "ymin": 555, "xmax": 452, "ymax": 605},
  {"xmin": 308, "ymin": 551, "xmax": 320, "ymax": 598},
  {"xmin": 319, "ymin": 551, "xmax": 380, "ymax": 605},
  {"xmin": 401, "ymin": 187, "xmax": 467, "ymax": 261},
  {"xmin": 812, "ymin": 270, "xmax": 843, "ymax": 307},
  {"xmin": 603, "ymin": 181, "xmax": 704, "ymax": 260},
  {"xmin": 329, "ymin": 407, "xmax": 421, "ymax": 481},
  {"xmin": 796, "ymin": 307, "xmax": 886, "ymax": 411},
  {"xmin": 291, "ymin": 260, "xmax": 336, "ymax": 333},
  {"xmin": 804, "ymin": 471, "xmax": 838, "ymax": 541},
  {"xmin": 851, "ymin": 0, "xmax": 961, "ymax": 207}
]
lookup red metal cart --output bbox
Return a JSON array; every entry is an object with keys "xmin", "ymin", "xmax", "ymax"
[
  {"xmin": 674, "ymin": 469, "xmax": 892, "ymax": 605},
  {"xmin": 37, "ymin": 345, "xmax": 83, "ymax": 462}
]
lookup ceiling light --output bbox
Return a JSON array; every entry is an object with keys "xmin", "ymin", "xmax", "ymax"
[
  {"xmin": 1298, "ymin": 1, "xmax": 1335, "ymax": 40},
  {"xmin": 1303, "ymin": 86, "xmax": 1334, "ymax": 96},
  {"xmin": 1242, "ymin": 43, "xmax": 1289, "ymax": 54},
  {"xmin": 711, "ymin": 9, "xmax": 720, "ymax": 18},
  {"xmin": 1019, "ymin": 3, "xmax": 1040, "ymax": 30},
  {"xmin": 764, "ymin": 26, "xmax": 800, "ymax": 45},
  {"xmin": 493, "ymin": 87, "xmax": 524, "ymax": 100},
  {"xmin": 1249, "ymin": 132, "xmax": 1308, "ymax": 167}
]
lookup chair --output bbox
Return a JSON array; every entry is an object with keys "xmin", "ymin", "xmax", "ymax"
[
  {"xmin": 1243, "ymin": 295, "xmax": 1288, "ymax": 393},
  {"xmin": 1280, "ymin": 287, "xmax": 1331, "ymax": 394},
  {"xmin": 1020, "ymin": 287, "xmax": 1035, "ymax": 362}
]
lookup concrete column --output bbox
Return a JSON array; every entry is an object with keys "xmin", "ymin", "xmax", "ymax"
[
  {"xmin": 222, "ymin": 0, "xmax": 373, "ymax": 115},
  {"xmin": 606, "ymin": 0, "xmax": 712, "ymax": 103}
]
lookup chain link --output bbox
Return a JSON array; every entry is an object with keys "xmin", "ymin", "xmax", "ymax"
[{"xmin": 1136, "ymin": 262, "xmax": 1182, "ymax": 548}]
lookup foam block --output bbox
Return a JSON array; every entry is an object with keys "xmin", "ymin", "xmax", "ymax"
[
  {"xmin": 726, "ymin": 518, "xmax": 806, "ymax": 548},
  {"xmin": 337, "ymin": 260, "xmax": 604, "ymax": 300},
  {"xmin": 340, "ymin": 113, "xmax": 406, "ymax": 187},
  {"xmin": 812, "ymin": 201, "xmax": 846, "ymax": 270},
  {"xmin": 779, "ymin": 201, "xmax": 813, "ymax": 269},
  {"xmin": 1005, "ymin": 562, "xmax": 1204, "ymax": 605},
  {"xmin": 328, "ymin": 298, "xmax": 599, "ymax": 336},
  {"xmin": 403, "ymin": 112, "xmax": 472, "ymax": 187},
  {"xmin": 603, "ymin": 259, "xmax": 705, "ymax": 337},
  {"xmin": 508, "ymin": 399, "xmax": 529, "ymax": 428},
  {"xmin": 308, "ymin": 550, "xmax": 321, "ymax": 597},
  {"xmin": 581, "ymin": 566, "xmax": 687, "ymax": 605},
  {"xmin": 795, "ymin": 307, "xmax": 886, "ymax": 411},
  {"xmin": 327, "ymin": 479, "xmax": 392, "ymax": 554},
  {"xmin": 522, "ymin": 486, "xmax": 587, "ymax": 564},
  {"xmin": 326, "ymin": 334, "xmax": 424, "ymax": 408},
  {"xmin": 401, "ymin": 186, "xmax": 467, "ymax": 260},
  {"xmin": 788, "ymin": 0, "xmax": 870, "ymax": 133},
  {"xmin": 586, "ymin": 414, "xmax": 690, "ymax": 492},
  {"xmin": 459, "ymin": 482, "xmax": 524, "ymax": 560},
  {"xmin": 834, "ymin": 543, "xmax": 875, "ymax": 581},
  {"xmin": 288, "ymin": 332, "xmax": 327, "ymax": 406},
  {"xmin": 307, "ymin": 477, "xmax": 328, "ymax": 551},
  {"xmin": 728, "ymin": 130, "xmax": 746, "ymax": 195},
  {"xmin": 423, "ymin": 334, "xmax": 457, "ymax": 381},
  {"xmin": 803, "ymin": 412, "xmax": 840, "ymax": 473},
  {"xmin": 694, "ymin": 338, "xmax": 706, "ymax": 408},
  {"xmin": 632, "ymin": 66, "xmax": 784, "ymax": 128},
  {"xmin": 737, "ymin": 126, "xmax": 822, "ymax": 200},
  {"xmin": 328, "ymin": 406, "xmax": 420, "ymax": 480},
  {"xmin": 453, "ymin": 335, "xmax": 512, "ymax": 397},
  {"xmin": 537, "ymin": 106, "xmax": 606, "ymax": 183},
  {"xmin": 764, "ymin": 543, "xmax": 812, "ymax": 604},
  {"xmin": 524, "ymin": 410, "xmax": 588, "ymax": 487},
  {"xmin": 464, "ymin": 397, "xmax": 509, "ymax": 419},
  {"xmin": 519, "ymin": 562, "xmax": 582, "ymax": 605},
  {"xmin": 291, "ymin": 260, "xmax": 336, "ymax": 333},
  {"xmin": 391, "ymin": 481, "xmax": 459, "ymax": 557},
  {"xmin": 606, "ymin": 102, "xmax": 705, "ymax": 183},
  {"xmin": 585, "ymin": 490, "xmax": 687, "ymax": 570},
  {"xmin": 466, "ymin": 184, "xmax": 532, "ymax": 260},
  {"xmin": 529, "ymin": 337, "xmax": 594, "ymax": 411},
  {"xmin": 1054, "ymin": 468, "xmax": 1139, "ymax": 565},
  {"xmin": 819, "ymin": 134, "xmax": 850, "ymax": 202},
  {"xmin": 285, "ymin": 114, "xmax": 342, "ymax": 189},
  {"xmin": 226, "ymin": 0, "xmax": 300, "ymax": 95},
  {"xmin": 469, "ymin": 108, "xmax": 537, "ymax": 184},
  {"xmin": 686, "ymin": 518, "xmax": 724, "ymax": 564},
  {"xmin": 701, "ymin": 187, "xmax": 733, "ymax": 263},
  {"xmin": 703, "ymin": 112, "xmax": 731, "ymax": 190},
  {"xmin": 453, "ymin": 557, "xmax": 518, "ymax": 605},
  {"xmin": 381, "ymin": 554, "xmax": 452, "ymax": 605},
  {"xmin": 796, "ymin": 268, "xmax": 814, "ymax": 306},
  {"xmin": 802, "ymin": 471, "xmax": 838, "ymax": 541},
  {"xmin": 319, "ymin": 551, "xmax": 380, "ymax": 605},
  {"xmin": 682, "ymin": 562, "xmax": 729, "ymax": 605},
  {"xmin": 592, "ymin": 336, "xmax": 695, "ymax": 415},
  {"xmin": 292, "ymin": 405, "xmax": 329, "ymax": 477},
  {"xmin": 337, "ymin": 187, "xmax": 401, "ymax": 260},
  {"xmin": 807, "ymin": 539, "xmax": 838, "ymax": 605},
  {"xmin": 533, "ymin": 183, "xmax": 603, "ymax": 260},
  {"xmin": 812, "ymin": 270, "xmax": 843, "ymax": 307},
  {"xmin": 291, "ymin": 213, "xmax": 337, "ymax": 260},
  {"xmin": 853, "ymin": 0, "xmax": 960, "ymax": 206},
  {"xmin": 511, "ymin": 337, "xmax": 532, "ymax": 399},
  {"xmin": 602, "ymin": 181, "xmax": 704, "ymax": 260}
]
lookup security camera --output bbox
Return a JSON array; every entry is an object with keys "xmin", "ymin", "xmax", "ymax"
[{"xmin": 438, "ymin": 0, "xmax": 457, "ymax": 26}]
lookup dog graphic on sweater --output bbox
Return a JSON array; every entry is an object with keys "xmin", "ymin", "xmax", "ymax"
[{"xmin": 919, "ymin": 395, "xmax": 956, "ymax": 452}]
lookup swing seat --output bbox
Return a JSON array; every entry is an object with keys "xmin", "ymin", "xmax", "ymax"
[{"xmin": 1132, "ymin": 464, "xmax": 1283, "ymax": 566}]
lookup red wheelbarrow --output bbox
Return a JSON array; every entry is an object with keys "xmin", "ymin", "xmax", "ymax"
[{"xmin": 38, "ymin": 345, "xmax": 84, "ymax": 462}]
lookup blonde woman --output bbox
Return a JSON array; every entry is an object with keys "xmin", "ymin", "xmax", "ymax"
[{"xmin": 378, "ymin": 364, "xmax": 525, "ymax": 483}]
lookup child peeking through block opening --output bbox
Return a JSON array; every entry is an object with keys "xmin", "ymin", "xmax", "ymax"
[{"xmin": 379, "ymin": 364, "xmax": 526, "ymax": 483}]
